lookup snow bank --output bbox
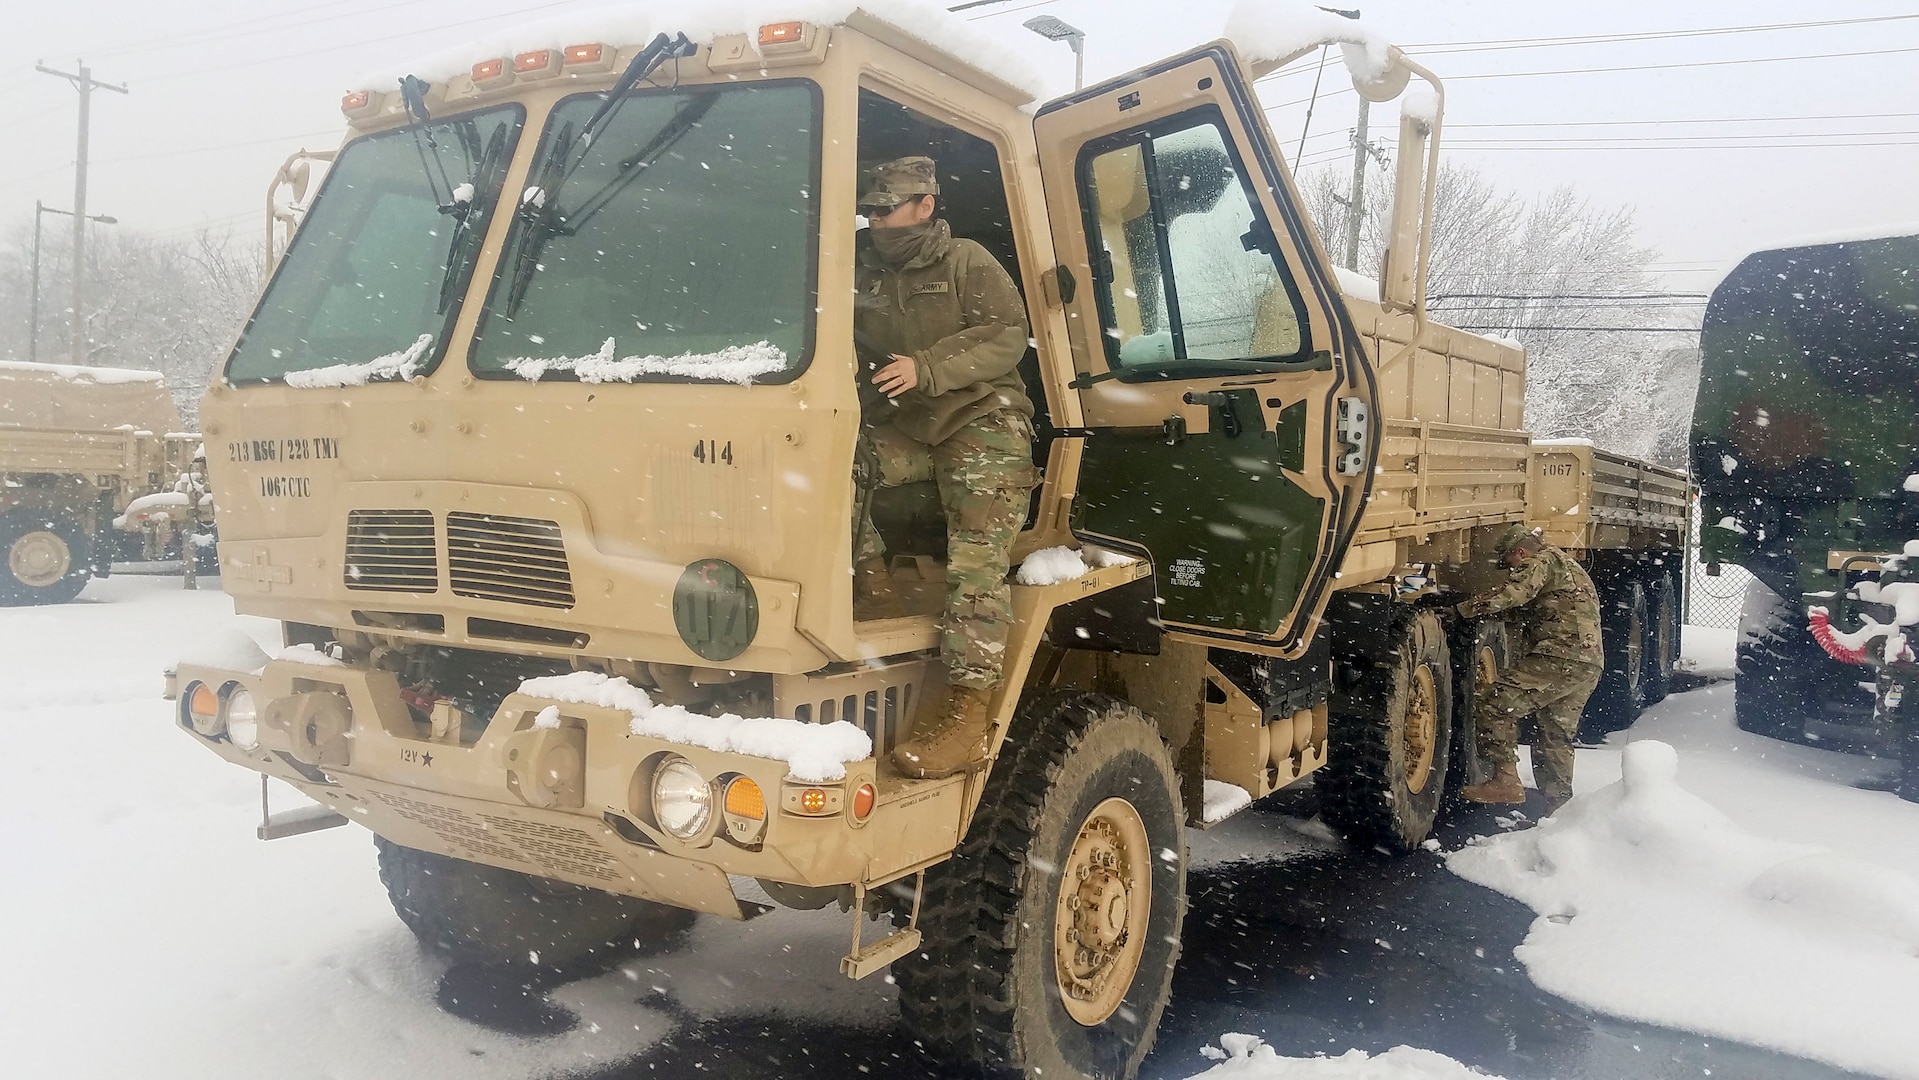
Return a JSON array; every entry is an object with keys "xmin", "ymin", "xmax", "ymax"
[
  {"xmin": 1015, "ymin": 544, "xmax": 1135, "ymax": 586},
  {"xmin": 367, "ymin": 0, "xmax": 1050, "ymax": 100},
  {"xmin": 504, "ymin": 337, "xmax": 788, "ymax": 386},
  {"xmin": 1188, "ymin": 1033, "xmax": 1501, "ymax": 1078},
  {"xmin": 1221, "ymin": 0, "xmax": 1396, "ymax": 84},
  {"xmin": 1448, "ymin": 740, "xmax": 1919, "ymax": 1080},
  {"xmin": 0, "ymin": 358, "xmax": 164, "ymax": 383},
  {"xmin": 519, "ymin": 671, "xmax": 871, "ymax": 782},
  {"xmin": 283, "ymin": 333, "xmax": 434, "ymax": 388}
]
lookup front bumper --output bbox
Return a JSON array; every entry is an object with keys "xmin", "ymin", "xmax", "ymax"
[{"xmin": 166, "ymin": 658, "xmax": 968, "ymax": 918}]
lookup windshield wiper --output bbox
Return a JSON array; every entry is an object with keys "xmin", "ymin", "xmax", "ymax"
[
  {"xmin": 501, "ymin": 32, "xmax": 696, "ymax": 316},
  {"xmin": 436, "ymin": 121, "xmax": 508, "ymax": 313}
]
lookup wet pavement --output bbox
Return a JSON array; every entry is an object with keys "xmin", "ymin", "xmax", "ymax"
[{"xmin": 457, "ymin": 784, "xmax": 1867, "ymax": 1080}]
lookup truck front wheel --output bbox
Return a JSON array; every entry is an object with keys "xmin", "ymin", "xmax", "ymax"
[
  {"xmin": 894, "ymin": 691, "xmax": 1185, "ymax": 1080},
  {"xmin": 0, "ymin": 512, "xmax": 92, "ymax": 606},
  {"xmin": 374, "ymin": 838, "xmax": 696, "ymax": 972},
  {"xmin": 1321, "ymin": 608, "xmax": 1455, "ymax": 851}
]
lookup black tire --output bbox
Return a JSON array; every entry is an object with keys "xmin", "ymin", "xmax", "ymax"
[
  {"xmin": 1642, "ymin": 570, "xmax": 1680, "ymax": 706},
  {"xmin": 374, "ymin": 837, "xmax": 696, "ymax": 972},
  {"xmin": 1732, "ymin": 582, "xmax": 1877, "ymax": 743},
  {"xmin": 1447, "ymin": 619, "xmax": 1509, "ymax": 794},
  {"xmin": 1581, "ymin": 578, "xmax": 1647, "ymax": 739},
  {"xmin": 894, "ymin": 690, "xmax": 1185, "ymax": 1080},
  {"xmin": 1320, "ymin": 608, "xmax": 1455, "ymax": 851},
  {"xmin": 0, "ymin": 511, "xmax": 92, "ymax": 606}
]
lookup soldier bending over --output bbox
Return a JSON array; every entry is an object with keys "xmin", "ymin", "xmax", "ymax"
[
  {"xmin": 1455, "ymin": 523, "xmax": 1605, "ymax": 813},
  {"xmin": 851, "ymin": 156, "xmax": 1037, "ymax": 780}
]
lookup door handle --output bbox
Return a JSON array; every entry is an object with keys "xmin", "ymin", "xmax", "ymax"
[{"xmin": 1182, "ymin": 391, "xmax": 1242, "ymax": 438}]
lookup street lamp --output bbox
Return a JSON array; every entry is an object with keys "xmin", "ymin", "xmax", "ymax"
[
  {"xmin": 30, "ymin": 200, "xmax": 117, "ymax": 365},
  {"xmin": 1023, "ymin": 15, "xmax": 1086, "ymax": 91}
]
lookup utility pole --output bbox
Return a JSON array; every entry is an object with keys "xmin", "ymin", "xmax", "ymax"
[
  {"xmin": 36, "ymin": 61, "xmax": 129, "ymax": 365},
  {"xmin": 1342, "ymin": 99, "xmax": 1370, "ymax": 272}
]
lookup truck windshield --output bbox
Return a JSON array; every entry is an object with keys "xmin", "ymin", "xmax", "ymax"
[
  {"xmin": 224, "ymin": 106, "xmax": 525, "ymax": 385},
  {"xmin": 469, "ymin": 81, "xmax": 819, "ymax": 384}
]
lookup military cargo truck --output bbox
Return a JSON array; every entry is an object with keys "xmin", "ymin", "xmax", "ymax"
[
  {"xmin": 165, "ymin": 7, "xmax": 1684, "ymax": 1076},
  {"xmin": 0, "ymin": 360, "xmax": 203, "ymax": 604},
  {"xmin": 1693, "ymin": 230, "xmax": 1919, "ymax": 747}
]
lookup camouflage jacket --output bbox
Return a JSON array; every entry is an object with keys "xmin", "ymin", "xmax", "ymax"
[
  {"xmin": 854, "ymin": 220, "xmax": 1033, "ymax": 446},
  {"xmin": 1457, "ymin": 544, "xmax": 1604, "ymax": 664}
]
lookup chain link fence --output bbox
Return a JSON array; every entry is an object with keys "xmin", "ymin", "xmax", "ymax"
[{"xmin": 1684, "ymin": 499, "xmax": 1752, "ymax": 629}]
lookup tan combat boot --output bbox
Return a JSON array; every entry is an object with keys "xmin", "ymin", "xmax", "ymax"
[
  {"xmin": 1458, "ymin": 762, "xmax": 1526, "ymax": 805},
  {"xmin": 892, "ymin": 685, "xmax": 995, "ymax": 779},
  {"xmin": 853, "ymin": 557, "xmax": 902, "ymax": 620}
]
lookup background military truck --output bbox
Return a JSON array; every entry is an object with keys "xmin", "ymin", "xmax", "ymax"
[
  {"xmin": 165, "ymin": 7, "xmax": 1683, "ymax": 1078},
  {"xmin": 1692, "ymin": 229, "xmax": 1919, "ymax": 748},
  {"xmin": 0, "ymin": 360, "xmax": 204, "ymax": 604}
]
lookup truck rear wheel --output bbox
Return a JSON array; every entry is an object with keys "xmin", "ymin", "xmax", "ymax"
[
  {"xmin": 1321, "ymin": 608, "xmax": 1454, "ymax": 851},
  {"xmin": 1581, "ymin": 578, "xmax": 1648, "ymax": 739},
  {"xmin": 894, "ymin": 691, "xmax": 1185, "ymax": 1080},
  {"xmin": 0, "ymin": 512, "xmax": 92, "ymax": 606},
  {"xmin": 1643, "ymin": 571, "xmax": 1680, "ymax": 705},
  {"xmin": 374, "ymin": 837, "xmax": 696, "ymax": 972}
]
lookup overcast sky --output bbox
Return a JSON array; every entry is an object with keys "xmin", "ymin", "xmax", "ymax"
[{"xmin": 5, "ymin": 0, "xmax": 1915, "ymax": 289}]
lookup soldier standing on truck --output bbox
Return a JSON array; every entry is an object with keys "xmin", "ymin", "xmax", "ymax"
[
  {"xmin": 1456, "ymin": 523, "xmax": 1606, "ymax": 812},
  {"xmin": 849, "ymin": 155, "xmax": 1037, "ymax": 779}
]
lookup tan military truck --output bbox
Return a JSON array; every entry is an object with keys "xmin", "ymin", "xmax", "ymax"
[
  {"xmin": 165, "ymin": 8, "xmax": 1685, "ymax": 1077},
  {"xmin": 0, "ymin": 360, "xmax": 203, "ymax": 604}
]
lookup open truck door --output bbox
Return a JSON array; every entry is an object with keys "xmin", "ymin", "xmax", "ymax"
[{"xmin": 1033, "ymin": 42, "xmax": 1380, "ymax": 657}]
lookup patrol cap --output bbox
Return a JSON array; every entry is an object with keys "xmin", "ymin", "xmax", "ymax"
[
  {"xmin": 1493, "ymin": 522, "xmax": 1543, "ymax": 556},
  {"xmin": 858, "ymin": 156, "xmax": 940, "ymax": 210}
]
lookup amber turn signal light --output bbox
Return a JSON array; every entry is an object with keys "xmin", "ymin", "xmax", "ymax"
[{"xmin": 759, "ymin": 22, "xmax": 805, "ymax": 46}]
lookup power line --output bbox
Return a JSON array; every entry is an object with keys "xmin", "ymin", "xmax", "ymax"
[
  {"xmin": 1448, "ymin": 44, "xmax": 1919, "ymax": 82},
  {"xmin": 90, "ymin": 127, "xmax": 342, "ymax": 167},
  {"xmin": 1446, "ymin": 111, "xmax": 1919, "ymax": 130},
  {"xmin": 1435, "ymin": 292, "xmax": 1709, "ymax": 301},
  {"xmin": 1406, "ymin": 13, "xmax": 1919, "ymax": 54},
  {"xmin": 1452, "ymin": 326, "xmax": 1702, "ymax": 333}
]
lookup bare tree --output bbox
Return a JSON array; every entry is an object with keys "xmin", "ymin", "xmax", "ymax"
[
  {"xmin": 1299, "ymin": 161, "xmax": 1700, "ymax": 465},
  {"xmin": 0, "ymin": 222, "xmax": 263, "ymax": 425}
]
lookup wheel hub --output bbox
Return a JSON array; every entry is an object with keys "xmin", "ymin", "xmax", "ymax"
[
  {"xmin": 9, "ymin": 530, "xmax": 72, "ymax": 588},
  {"xmin": 1403, "ymin": 666, "xmax": 1438, "ymax": 794},
  {"xmin": 1054, "ymin": 796, "xmax": 1151, "ymax": 1026}
]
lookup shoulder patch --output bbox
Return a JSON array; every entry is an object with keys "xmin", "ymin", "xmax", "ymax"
[{"xmin": 910, "ymin": 281, "xmax": 952, "ymax": 296}]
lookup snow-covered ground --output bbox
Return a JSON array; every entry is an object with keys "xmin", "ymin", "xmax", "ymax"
[{"xmin": 5, "ymin": 577, "xmax": 1917, "ymax": 1079}]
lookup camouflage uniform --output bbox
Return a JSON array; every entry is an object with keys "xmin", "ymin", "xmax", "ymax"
[
  {"xmin": 1456, "ymin": 535, "xmax": 1605, "ymax": 804},
  {"xmin": 854, "ymin": 156, "xmax": 1035, "ymax": 690}
]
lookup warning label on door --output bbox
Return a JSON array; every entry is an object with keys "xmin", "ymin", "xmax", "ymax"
[{"xmin": 1169, "ymin": 558, "xmax": 1205, "ymax": 589}]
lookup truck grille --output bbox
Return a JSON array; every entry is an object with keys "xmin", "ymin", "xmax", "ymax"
[
  {"xmin": 446, "ymin": 512, "xmax": 575, "ymax": 609},
  {"xmin": 343, "ymin": 510, "xmax": 437, "ymax": 592}
]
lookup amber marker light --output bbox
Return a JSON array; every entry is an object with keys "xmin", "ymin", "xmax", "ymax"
[
  {"xmin": 850, "ymin": 782, "xmax": 876, "ymax": 823},
  {"xmin": 563, "ymin": 43, "xmax": 603, "ymax": 65},
  {"xmin": 759, "ymin": 22, "xmax": 805, "ymax": 46},
  {"xmin": 183, "ymin": 682, "xmax": 221, "ymax": 736},
  {"xmin": 514, "ymin": 49, "xmax": 554, "ymax": 73},
  {"xmin": 340, "ymin": 90, "xmax": 370, "ymax": 112},
  {"xmin": 472, "ymin": 58, "xmax": 506, "ymax": 81},
  {"xmin": 725, "ymin": 776, "xmax": 766, "ymax": 820},
  {"xmin": 798, "ymin": 787, "xmax": 829, "ymax": 814}
]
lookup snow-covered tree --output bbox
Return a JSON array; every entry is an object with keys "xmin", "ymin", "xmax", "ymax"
[{"xmin": 1299, "ymin": 162, "xmax": 1700, "ymax": 466}]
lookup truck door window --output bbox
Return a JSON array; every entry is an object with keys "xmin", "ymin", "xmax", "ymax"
[{"xmin": 1080, "ymin": 109, "xmax": 1310, "ymax": 377}]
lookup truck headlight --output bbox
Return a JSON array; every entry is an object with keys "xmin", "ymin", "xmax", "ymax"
[
  {"xmin": 221, "ymin": 686, "xmax": 259, "ymax": 750},
  {"xmin": 652, "ymin": 756, "xmax": 713, "ymax": 839}
]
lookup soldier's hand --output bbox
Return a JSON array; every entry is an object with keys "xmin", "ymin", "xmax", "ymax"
[{"xmin": 874, "ymin": 355, "xmax": 919, "ymax": 399}]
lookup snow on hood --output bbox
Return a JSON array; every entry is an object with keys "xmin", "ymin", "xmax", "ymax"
[
  {"xmin": 363, "ymin": 0, "xmax": 1051, "ymax": 101},
  {"xmin": 1221, "ymin": 0, "xmax": 1396, "ymax": 84},
  {"xmin": 504, "ymin": 338, "xmax": 788, "ymax": 386},
  {"xmin": 518, "ymin": 671, "xmax": 871, "ymax": 782},
  {"xmin": 172, "ymin": 629, "xmax": 274, "ymax": 676},
  {"xmin": 1448, "ymin": 740, "xmax": 1919, "ymax": 1080},
  {"xmin": 282, "ymin": 334, "xmax": 435, "ymax": 389}
]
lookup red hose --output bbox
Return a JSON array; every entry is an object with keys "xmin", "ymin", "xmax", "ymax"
[{"xmin": 1807, "ymin": 607, "xmax": 1871, "ymax": 665}]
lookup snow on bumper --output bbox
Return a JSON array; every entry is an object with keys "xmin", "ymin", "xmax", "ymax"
[{"xmin": 164, "ymin": 659, "xmax": 960, "ymax": 917}]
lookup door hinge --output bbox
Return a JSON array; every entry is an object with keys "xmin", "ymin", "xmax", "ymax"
[{"xmin": 1335, "ymin": 397, "xmax": 1370, "ymax": 476}]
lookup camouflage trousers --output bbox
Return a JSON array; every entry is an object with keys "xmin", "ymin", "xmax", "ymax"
[
  {"xmin": 1475, "ymin": 653, "xmax": 1603, "ymax": 803},
  {"xmin": 856, "ymin": 412, "xmax": 1037, "ymax": 689}
]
